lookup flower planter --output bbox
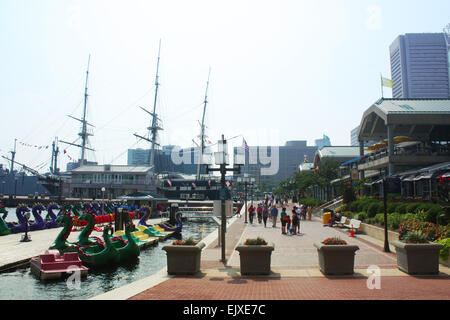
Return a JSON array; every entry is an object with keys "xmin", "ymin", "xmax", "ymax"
[
  {"xmin": 392, "ymin": 240, "xmax": 443, "ymax": 275},
  {"xmin": 162, "ymin": 242, "xmax": 206, "ymax": 275},
  {"xmin": 313, "ymin": 242, "xmax": 359, "ymax": 275},
  {"xmin": 235, "ymin": 243, "xmax": 274, "ymax": 275}
]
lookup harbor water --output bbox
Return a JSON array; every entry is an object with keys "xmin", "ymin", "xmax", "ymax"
[{"xmin": 0, "ymin": 217, "xmax": 217, "ymax": 300}]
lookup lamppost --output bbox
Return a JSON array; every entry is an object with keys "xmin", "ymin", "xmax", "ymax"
[
  {"xmin": 14, "ymin": 177, "xmax": 18, "ymax": 199},
  {"xmin": 101, "ymin": 187, "xmax": 106, "ymax": 201},
  {"xmin": 237, "ymin": 174, "xmax": 255, "ymax": 224},
  {"xmin": 206, "ymin": 135, "xmax": 244, "ymax": 262},
  {"xmin": 21, "ymin": 210, "xmax": 31, "ymax": 242}
]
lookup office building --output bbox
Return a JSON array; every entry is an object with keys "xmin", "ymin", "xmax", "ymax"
[
  {"xmin": 390, "ymin": 33, "xmax": 450, "ymax": 98},
  {"xmin": 315, "ymin": 135, "xmax": 331, "ymax": 149},
  {"xmin": 234, "ymin": 140, "xmax": 317, "ymax": 187}
]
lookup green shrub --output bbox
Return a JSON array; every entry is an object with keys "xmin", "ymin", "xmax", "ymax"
[
  {"xmin": 396, "ymin": 203, "xmax": 409, "ymax": 214},
  {"xmin": 387, "ymin": 202, "xmax": 400, "ymax": 214},
  {"xmin": 388, "ymin": 213, "xmax": 403, "ymax": 230},
  {"xmin": 417, "ymin": 203, "xmax": 435, "ymax": 213},
  {"xmin": 434, "ymin": 238, "xmax": 450, "ymax": 260},
  {"xmin": 342, "ymin": 211, "xmax": 353, "ymax": 218},
  {"xmin": 375, "ymin": 213, "xmax": 385, "ymax": 225},
  {"xmin": 299, "ymin": 198, "xmax": 324, "ymax": 207},
  {"xmin": 354, "ymin": 212, "xmax": 367, "ymax": 222},
  {"xmin": 406, "ymin": 203, "xmax": 421, "ymax": 214},
  {"xmin": 437, "ymin": 211, "xmax": 449, "ymax": 226},
  {"xmin": 367, "ymin": 202, "xmax": 383, "ymax": 218},
  {"xmin": 425, "ymin": 206, "xmax": 444, "ymax": 224},
  {"xmin": 404, "ymin": 231, "xmax": 428, "ymax": 243},
  {"xmin": 399, "ymin": 219, "xmax": 450, "ymax": 241},
  {"xmin": 401, "ymin": 213, "xmax": 418, "ymax": 222},
  {"xmin": 366, "ymin": 217, "xmax": 376, "ymax": 225}
]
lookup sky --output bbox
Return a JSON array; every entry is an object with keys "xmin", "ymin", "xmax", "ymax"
[{"xmin": 0, "ymin": 0, "xmax": 449, "ymax": 174}]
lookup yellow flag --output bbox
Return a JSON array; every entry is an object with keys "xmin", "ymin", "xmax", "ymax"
[{"xmin": 381, "ymin": 77, "xmax": 394, "ymax": 88}]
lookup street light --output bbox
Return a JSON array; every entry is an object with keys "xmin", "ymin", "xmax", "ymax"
[
  {"xmin": 237, "ymin": 174, "xmax": 255, "ymax": 224},
  {"xmin": 206, "ymin": 135, "xmax": 243, "ymax": 262},
  {"xmin": 101, "ymin": 187, "xmax": 106, "ymax": 201}
]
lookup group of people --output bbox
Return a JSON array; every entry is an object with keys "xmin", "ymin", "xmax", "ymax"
[{"xmin": 246, "ymin": 199, "xmax": 312, "ymax": 236}]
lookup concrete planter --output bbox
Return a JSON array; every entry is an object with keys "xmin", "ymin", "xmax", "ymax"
[
  {"xmin": 313, "ymin": 242, "xmax": 359, "ymax": 275},
  {"xmin": 392, "ymin": 240, "xmax": 443, "ymax": 275},
  {"xmin": 162, "ymin": 242, "xmax": 206, "ymax": 275},
  {"xmin": 235, "ymin": 244, "xmax": 275, "ymax": 275}
]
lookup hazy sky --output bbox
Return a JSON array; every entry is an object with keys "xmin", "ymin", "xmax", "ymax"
[{"xmin": 1, "ymin": 0, "xmax": 449, "ymax": 173}]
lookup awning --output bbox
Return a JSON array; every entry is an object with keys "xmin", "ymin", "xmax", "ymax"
[
  {"xmin": 402, "ymin": 175, "xmax": 417, "ymax": 182},
  {"xmin": 340, "ymin": 157, "xmax": 361, "ymax": 166},
  {"xmin": 442, "ymin": 172, "xmax": 450, "ymax": 178},
  {"xmin": 413, "ymin": 172, "xmax": 433, "ymax": 181},
  {"xmin": 118, "ymin": 192, "xmax": 168, "ymax": 201}
]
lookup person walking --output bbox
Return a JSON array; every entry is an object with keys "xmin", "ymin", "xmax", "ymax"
[
  {"xmin": 307, "ymin": 205, "xmax": 312, "ymax": 221},
  {"xmin": 262, "ymin": 204, "xmax": 269, "ymax": 227},
  {"xmin": 270, "ymin": 205, "xmax": 278, "ymax": 228},
  {"xmin": 257, "ymin": 204, "xmax": 263, "ymax": 224},
  {"xmin": 248, "ymin": 204, "xmax": 255, "ymax": 224},
  {"xmin": 292, "ymin": 207, "xmax": 299, "ymax": 235},
  {"xmin": 301, "ymin": 205, "xmax": 307, "ymax": 220},
  {"xmin": 280, "ymin": 207, "xmax": 287, "ymax": 234}
]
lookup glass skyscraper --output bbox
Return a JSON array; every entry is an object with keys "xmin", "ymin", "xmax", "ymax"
[{"xmin": 390, "ymin": 33, "xmax": 450, "ymax": 99}]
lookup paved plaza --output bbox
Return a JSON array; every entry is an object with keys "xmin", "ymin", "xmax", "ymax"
[{"xmin": 126, "ymin": 203, "xmax": 450, "ymax": 301}]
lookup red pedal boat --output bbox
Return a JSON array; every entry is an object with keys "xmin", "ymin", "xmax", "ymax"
[{"xmin": 30, "ymin": 250, "xmax": 88, "ymax": 281}]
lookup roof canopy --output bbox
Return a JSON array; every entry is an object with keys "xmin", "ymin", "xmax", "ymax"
[
  {"xmin": 72, "ymin": 165, "xmax": 153, "ymax": 174},
  {"xmin": 358, "ymin": 99, "xmax": 450, "ymax": 142},
  {"xmin": 314, "ymin": 146, "xmax": 360, "ymax": 167}
]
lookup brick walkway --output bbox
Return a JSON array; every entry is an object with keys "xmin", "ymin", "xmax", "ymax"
[{"xmin": 128, "ymin": 202, "xmax": 450, "ymax": 300}]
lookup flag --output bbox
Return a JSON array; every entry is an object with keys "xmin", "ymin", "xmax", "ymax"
[
  {"xmin": 167, "ymin": 179, "xmax": 172, "ymax": 187},
  {"xmin": 304, "ymin": 154, "xmax": 309, "ymax": 163},
  {"xmin": 381, "ymin": 76, "xmax": 394, "ymax": 88},
  {"xmin": 242, "ymin": 138, "xmax": 249, "ymax": 152}
]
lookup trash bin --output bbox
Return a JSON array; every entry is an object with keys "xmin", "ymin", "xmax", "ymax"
[{"xmin": 323, "ymin": 211, "xmax": 331, "ymax": 225}]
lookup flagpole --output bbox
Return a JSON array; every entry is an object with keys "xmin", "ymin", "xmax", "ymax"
[{"xmin": 380, "ymin": 73, "xmax": 384, "ymax": 98}]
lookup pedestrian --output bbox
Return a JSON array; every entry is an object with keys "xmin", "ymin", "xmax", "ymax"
[
  {"xmin": 248, "ymin": 204, "xmax": 255, "ymax": 224},
  {"xmin": 292, "ymin": 207, "xmax": 299, "ymax": 235},
  {"xmin": 307, "ymin": 205, "xmax": 312, "ymax": 221},
  {"xmin": 262, "ymin": 204, "xmax": 269, "ymax": 227},
  {"xmin": 280, "ymin": 207, "xmax": 288, "ymax": 234},
  {"xmin": 287, "ymin": 214, "xmax": 292, "ymax": 234},
  {"xmin": 257, "ymin": 204, "xmax": 263, "ymax": 224},
  {"xmin": 270, "ymin": 205, "xmax": 278, "ymax": 228},
  {"xmin": 301, "ymin": 205, "xmax": 307, "ymax": 220}
]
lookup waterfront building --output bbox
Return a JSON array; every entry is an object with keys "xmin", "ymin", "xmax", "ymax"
[
  {"xmin": 356, "ymin": 98, "xmax": 450, "ymax": 177},
  {"xmin": 69, "ymin": 164, "xmax": 157, "ymax": 199},
  {"xmin": 390, "ymin": 33, "xmax": 450, "ymax": 99}
]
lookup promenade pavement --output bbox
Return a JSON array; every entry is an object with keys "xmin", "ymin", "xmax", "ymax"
[{"xmin": 128, "ymin": 202, "xmax": 450, "ymax": 300}]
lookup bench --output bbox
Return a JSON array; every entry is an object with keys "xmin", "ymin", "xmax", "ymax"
[
  {"xmin": 333, "ymin": 216, "xmax": 348, "ymax": 228},
  {"xmin": 343, "ymin": 219, "xmax": 362, "ymax": 232}
]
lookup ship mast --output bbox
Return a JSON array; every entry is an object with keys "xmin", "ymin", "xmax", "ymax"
[
  {"xmin": 9, "ymin": 138, "xmax": 17, "ymax": 175},
  {"xmin": 134, "ymin": 40, "xmax": 163, "ymax": 171},
  {"xmin": 60, "ymin": 55, "xmax": 95, "ymax": 166},
  {"xmin": 196, "ymin": 68, "xmax": 211, "ymax": 180}
]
